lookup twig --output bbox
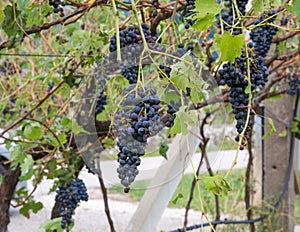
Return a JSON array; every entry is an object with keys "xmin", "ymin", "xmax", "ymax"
[
  {"xmin": 96, "ymin": 158, "xmax": 116, "ymax": 232},
  {"xmin": 272, "ymin": 31, "xmax": 300, "ymax": 44}
]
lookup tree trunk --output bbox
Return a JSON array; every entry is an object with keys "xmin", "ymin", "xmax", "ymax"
[{"xmin": 0, "ymin": 166, "xmax": 21, "ymax": 232}]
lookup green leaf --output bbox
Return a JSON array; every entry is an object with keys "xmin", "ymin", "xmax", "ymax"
[
  {"xmin": 24, "ymin": 125, "xmax": 43, "ymax": 140},
  {"xmin": 202, "ymin": 175, "xmax": 231, "ymax": 196},
  {"xmin": 40, "ymin": 218, "xmax": 64, "ymax": 232},
  {"xmin": 193, "ymin": 0, "xmax": 220, "ymax": 18},
  {"xmin": 20, "ymin": 200, "xmax": 43, "ymax": 218},
  {"xmin": 20, "ymin": 156, "xmax": 34, "ymax": 181},
  {"xmin": 170, "ymin": 56, "xmax": 193, "ymax": 91},
  {"xmin": 57, "ymin": 132, "xmax": 67, "ymax": 144},
  {"xmin": 1, "ymin": 4, "xmax": 27, "ymax": 44},
  {"xmin": 171, "ymin": 193, "xmax": 184, "ymax": 204},
  {"xmin": 169, "ymin": 108, "xmax": 197, "ymax": 135},
  {"xmin": 252, "ymin": 0, "xmax": 265, "ymax": 14},
  {"xmin": 103, "ymin": 137, "xmax": 115, "ymax": 148},
  {"xmin": 159, "ymin": 141, "xmax": 169, "ymax": 160},
  {"xmin": 217, "ymin": 32, "xmax": 244, "ymax": 63},
  {"xmin": 72, "ymin": 121, "xmax": 88, "ymax": 134},
  {"xmin": 290, "ymin": 121, "xmax": 299, "ymax": 133},
  {"xmin": 262, "ymin": 118, "xmax": 277, "ymax": 139},
  {"xmin": 268, "ymin": 118, "xmax": 276, "ymax": 133},
  {"xmin": 192, "ymin": 13, "xmax": 216, "ymax": 31},
  {"xmin": 157, "ymin": 84, "xmax": 181, "ymax": 104},
  {"xmin": 244, "ymin": 77, "xmax": 251, "ymax": 94},
  {"xmin": 61, "ymin": 116, "xmax": 72, "ymax": 130},
  {"xmin": 285, "ymin": 0, "xmax": 300, "ymax": 19},
  {"xmin": 10, "ymin": 145, "xmax": 26, "ymax": 168},
  {"xmin": 278, "ymin": 130, "xmax": 287, "ymax": 137}
]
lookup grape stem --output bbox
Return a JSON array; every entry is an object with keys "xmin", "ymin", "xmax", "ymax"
[
  {"xmin": 130, "ymin": 0, "xmax": 149, "ymax": 49},
  {"xmin": 111, "ymin": 0, "xmax": 122, "ymax": 61}
]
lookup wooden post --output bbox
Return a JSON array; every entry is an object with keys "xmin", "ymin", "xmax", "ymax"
[
  {"xmin": 263, "ymin": 94, "xmax": 294, "ymax": 231},
  {"xmin": 125, "ymin": 125, "xmax": 201, "ymax": 232}
]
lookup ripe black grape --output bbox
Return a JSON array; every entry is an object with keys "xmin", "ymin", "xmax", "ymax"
[
  {"xmin": 55, "ymin": 178, "xmax": 88, "ymax": 229},
  {"xmin": 49, "ymin": 0, "xmax": 66, "ymax": 17},
  {"xmin": 184, "ymin": 0, "xmax": 196, "ymax": 29},
  {"xmin": 108, "ymin": 23, "xmax": 156, "ymax": 84},
  {"xmin": 216, "ymin": 0, "xmax": 249, "ymax": 35},
  {"xmin": 250, "ymin": 10, "xmax": 278, "ymax": 57},
  {"xmin": 109, "ymin": 23, "xmax": 156, "ymax": 53},
  {"xmin": 280, "ymin": 17, "xmax": 288, "ymax": 26}
]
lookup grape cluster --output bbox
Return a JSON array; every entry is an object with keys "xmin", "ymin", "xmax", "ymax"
[
  {"xmin": 165, "ymin": 104, "xmax": 177, "ymax": 128},
  {"xmin": 216, "ymin": 0, "xmax": 249, "ymax": 35},
  {"xmin": 250, "ymin": 10, "xmax": 278, "ymax": 57},
  {"xmin": 287, "ymin": 73, "xmax": 299, "ymax": 95},
  {"xmin": 55, "ymin": 178, "xmax": 88, "ymax": 229},
  {"xmin": 121, "ymin": 64, "xmax": 140, "ymax": 84},
  {"xmin": 218, "ymin": 44, "xmax": 269, "ymax": 145},
  {"xmin": 95, "ymin": 91, "xmax": 107, "ymax": 115},
  {"xmin": 49, "ymin": 0, "xmax": 66, "ymax": 17},
  {"xmin": 108, "ymin": 23, "xmax": 156, "ymax": 84},
  {"xmin": 184, "ymin": 0, "xmax": 196, "ymax": 29},
  {"xmin": 115, "ymin": 86, "xmax": 164, "ymax": 192},
  {"xmin": 109, "ymin": 23, "xmax": 156, "ymax": 53},
  {"xmin": 280, "ymin": 17, "xmax": 288, "ymax": 26}
]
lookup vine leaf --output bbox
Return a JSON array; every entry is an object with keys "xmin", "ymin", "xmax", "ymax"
[
  {"xmin": 262, "ymin": 118, "xmax": 277, "ymax": 139},
  {"xmin": 168, "ymin": 107, "xmax": 197, "ymax": 135},
  {"xmin": 278, "ymin": 130, "xmax": 287, "ymax": 137},
  {"xmin": 169, "ymin": 55, "xmax": 208, "ymax": 104},
  {"xmin": 19, "ymin": 156, "xmax": 34, "ymax": 181},
  {"xmin": 10, "ymin": 145, "xmax": 26, "ymax": 169},
  {"xmin": 20, "ymin": 199, "xmax": 43, "ymax": 218},
  {"xmin": 201, "ymin": 175, "xmax": 231, "ymax": 196},
  {"xmin": 1, "ymin": 4, "xmax": 27, "ymax": 47},
  {"xmin": 24, "ymin": 125, "xmax": 43, "ymax": 140},
  {"xmin": 159, "ymin": 141, "xmax": 169, "ymax": 160},
  {"xmin": 171, "ymin": 193, "xmax": 184, "ymax": 204},
  {"xmin": 216, "ymin": 32, "xmax": 244, "ymax": 63},
  {"xmin": 284, "ymin": 0, "xmax": 300, "ymax": 19},
  {"xmin": 40, "ymin": 218, "xmax": 64, "ymax": 232},
  {"xmin": 192, "ymin": 0, "xmax": 220, "ymax": 31},
  {"xmin": 170, "ymin": 55, "xmax": 193, "ymax": 91},
  {"xmin": 252, "ymin": 0, "xmax": 265, "ymax": 14}
]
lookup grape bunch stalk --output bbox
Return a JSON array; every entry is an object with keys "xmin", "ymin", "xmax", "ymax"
[
  {"xmin": 55, "ymin": 178, "xmax": 89, "ymax": 229},
  {"xmin": 218, "ymin": 43, "xmax": 269, "ymax": 147}
]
